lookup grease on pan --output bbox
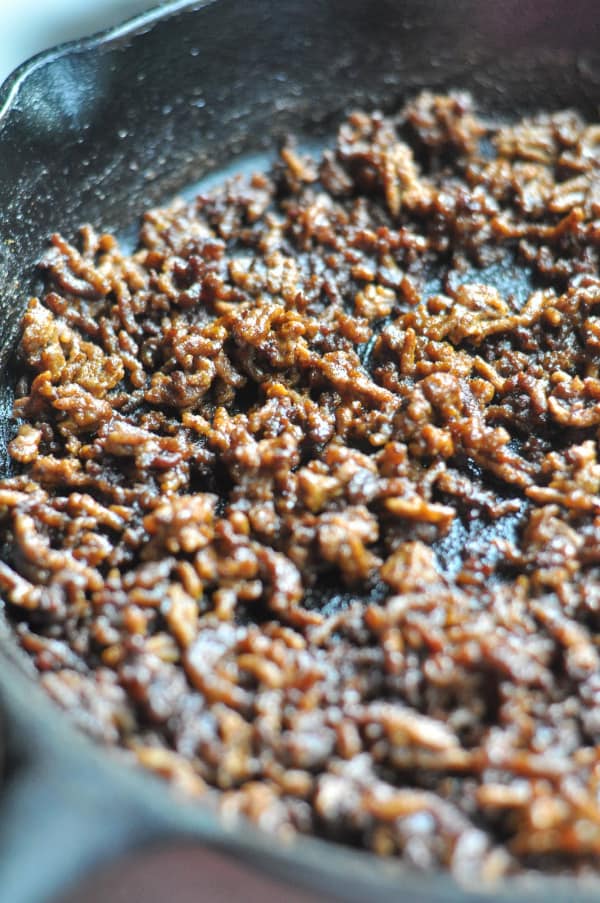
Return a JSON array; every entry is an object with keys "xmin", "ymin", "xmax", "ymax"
[{"xmin": 2, "ymin": 92, "xmax": 600, "ymax": 882}]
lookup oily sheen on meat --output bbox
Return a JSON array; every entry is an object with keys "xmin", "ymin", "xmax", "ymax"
[{"xmin": 2, "ymin": 92, "xmax": 600, "ymax": 881}]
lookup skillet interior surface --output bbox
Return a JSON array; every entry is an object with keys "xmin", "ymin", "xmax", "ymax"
[{"xmin": 0, "ymin": 1, "xmax": 600, "ymax": 901}]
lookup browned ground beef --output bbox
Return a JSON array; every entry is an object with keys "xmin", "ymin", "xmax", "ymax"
[{"xmin": 2, "ymin": 92, "xmax": 600, "ymax": 882}]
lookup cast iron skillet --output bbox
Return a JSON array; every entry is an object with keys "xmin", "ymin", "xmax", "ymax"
[{"xmin": 1, "ymin": 1, "xmax": 600, "ymax": 901}]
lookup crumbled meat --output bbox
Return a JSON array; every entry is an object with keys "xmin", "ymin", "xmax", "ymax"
[{"xmin": 3, "ymin": 92, "xmax": 600, "ymax": 884}]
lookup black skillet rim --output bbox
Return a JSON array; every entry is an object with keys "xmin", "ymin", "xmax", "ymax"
[
  {"xmin": 0, "ymin": 0, "xmax": 211, "ymax": 125},
  {"xmin": 0, "ymin": 2, "xmax": 599, "ymax": 901}
]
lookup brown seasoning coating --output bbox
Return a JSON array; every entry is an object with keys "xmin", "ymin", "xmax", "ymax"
[{"xmin": 3, "ymin": 92, "xmax": 600, "ymax": 882}]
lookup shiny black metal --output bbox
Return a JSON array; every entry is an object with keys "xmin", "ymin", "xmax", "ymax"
[{"xmin": 0, "ymin": 1, "xmax": 599, "ymax": 900}]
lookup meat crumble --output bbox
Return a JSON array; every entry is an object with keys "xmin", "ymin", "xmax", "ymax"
[{"xmin": 2, "ymin": 92, "xmax": 600, "ymax": 882}]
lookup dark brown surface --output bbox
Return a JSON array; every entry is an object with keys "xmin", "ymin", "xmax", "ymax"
[{"xmin": 2, "ymin": 92, "xmax": 600, "ymax": 883}]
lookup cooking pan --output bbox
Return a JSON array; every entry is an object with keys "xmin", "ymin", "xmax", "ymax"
[{"xmin": 1, "ymin": 1, "xmax": 600, "ymax": 901}]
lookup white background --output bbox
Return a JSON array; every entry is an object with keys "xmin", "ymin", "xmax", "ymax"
[{"xmin": 1, "ymin": 0, "xmax": 164, "ymax": 86}]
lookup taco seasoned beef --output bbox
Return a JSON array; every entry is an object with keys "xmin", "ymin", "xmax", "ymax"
[{"xmin": 2, "ymin": 91, "xmax": 600, "ymax": 881}]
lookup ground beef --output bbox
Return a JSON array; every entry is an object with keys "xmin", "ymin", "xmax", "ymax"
[{"xmin": 2, "ymin": 92, "xmax": 600, "ymax": 884}]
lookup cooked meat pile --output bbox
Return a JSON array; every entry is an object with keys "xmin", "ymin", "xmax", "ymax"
[{"xmin": 2, "ymin": 92, "xmax": 600, "ymax": 881}]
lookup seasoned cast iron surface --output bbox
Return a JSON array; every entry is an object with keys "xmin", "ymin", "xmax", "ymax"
[{"xmin": 1, "ymin": 2, "xmax": 600, "ymax": 903}]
